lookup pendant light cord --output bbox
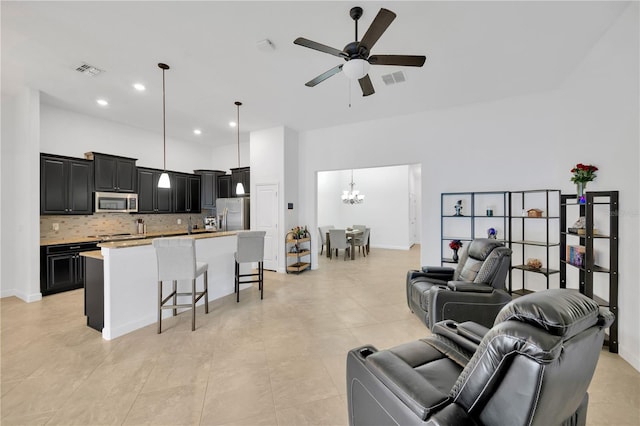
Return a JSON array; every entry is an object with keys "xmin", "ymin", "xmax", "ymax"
[
  {"xmin": 235, "ymin": 101, "xmax": 242, "ymax": 168},
  {"xmin": 162, "ymin": 67, "xmax": 166, "ymax": 171}
]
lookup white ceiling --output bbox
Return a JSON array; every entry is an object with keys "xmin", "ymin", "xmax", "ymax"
[{"xmin": 1, "ymin": 1, "xmax": 629, "ymax": 147}]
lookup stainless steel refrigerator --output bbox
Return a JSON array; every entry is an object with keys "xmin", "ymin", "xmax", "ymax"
[{"xmin": 216, "ymin": 197, "xmax": 250, "ymax": 231}]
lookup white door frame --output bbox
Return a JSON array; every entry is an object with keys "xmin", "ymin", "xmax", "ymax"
[{"xmin": 254, "ymin": 183, "xmax": 279, "ymax": 271}]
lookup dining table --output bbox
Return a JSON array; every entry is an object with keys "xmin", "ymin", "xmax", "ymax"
[{"xmin": 325, "ymin": 229, "xmax": 369, "ymax": 260}]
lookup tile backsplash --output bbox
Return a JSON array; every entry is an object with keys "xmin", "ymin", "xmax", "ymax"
[{"xmin": 40, "ymin": 213, "xmax": 210, "ymax": 240}]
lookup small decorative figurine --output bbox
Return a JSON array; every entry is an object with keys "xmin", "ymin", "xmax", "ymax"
[
  {"xmin": 454, "ymin": 200, "xmax": 463, "ymax": 216},
  {"xmin": 487, "ymin": 227, "xmax": 497, "ymax": 239}
]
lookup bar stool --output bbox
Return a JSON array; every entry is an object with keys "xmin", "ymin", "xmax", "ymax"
[
  {"xmin": 234, "ymin": 231, "xmax": 266, "ymax": 302},
  {"xmin": 152, "ymin": 237, "xmax": 208, "ymax": 333}
]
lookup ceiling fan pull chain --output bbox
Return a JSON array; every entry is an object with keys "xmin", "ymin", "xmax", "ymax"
[{"xmin": 348, "ymin": 79, "xmax": 352, "ymax": 108}]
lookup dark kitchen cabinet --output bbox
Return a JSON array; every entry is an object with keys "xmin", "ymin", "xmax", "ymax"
[
  {"xmin": 231, "ymin": 167, "xmax": 250, "ymax": 197},
  {"xmin": 87, "ymin": 152, "xmax": 137, "ymax": 193},
  {"xmin": 84, "ymin": 255, "xmax": 104, "ymax": 332},
  {"xmin": 217, "ymin": 174, "xmax": 231, "ymax": 199},
  {"xmin": 173, "ymin": 173, "xmax": 201, "ymax": 213},
  {"xmin": 194, "ymin": 169, "xmax": 227, "ymax": 211},
  {"xmin": 40, "ymin": 241, "xmax": 98, "ymax": 295},
  {"xmin": 40, "ymin": 154, "xmax": 93, "ymax": 215},
  {"xmin": 137, "ymin": 168, "xmax": 172, "ymax": 213}
]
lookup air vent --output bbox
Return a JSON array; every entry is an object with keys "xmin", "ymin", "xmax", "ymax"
[
  {"xmin": 381, "ymin": 71, "xmax": 406, "ymax": 86},
  {"xmin": 75, "ymin": 63, "xmax": 104, "ymax": 76}
]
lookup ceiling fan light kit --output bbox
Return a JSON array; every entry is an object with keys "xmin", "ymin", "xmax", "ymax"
[
  {"xmin": 294, "ymin": 6, "xmax": 426, "ymax": 97},
  {"xmin": 342, "ymin": 59, "xmax": 370, "ymax": 80}
]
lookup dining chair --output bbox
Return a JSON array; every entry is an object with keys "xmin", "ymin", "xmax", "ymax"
[
  {"xmin": 354, "ymin": 227, "xmax": 370, "ymax": 257},
  {"xmin": 328, "ymin": 229, "xmax": 350, "ymax": 260},
  {"xmin": 152, "ymin": 237, "xmax": 209, "ymax": 333},
  {"xmin": 318, "ymin": 225, "xmax": 334, "ymax": 255},
  {"xmin": 353, "ymin": 225, "xmax": 366, "ymax": 231}
]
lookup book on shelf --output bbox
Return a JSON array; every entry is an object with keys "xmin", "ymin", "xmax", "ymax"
[{"xmin": 567, "ymin": 245, "xmax": 585, "ymax": 267}]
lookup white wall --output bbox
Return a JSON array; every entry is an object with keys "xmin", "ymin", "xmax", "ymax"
[
  {"xmin": 299, "ymin": 4, "xmax": 639, "ymax": 370},
  {"xmin": 1, "ymin": 89, "xmax": 41, "ymax": 301},
  {"xmin": 40, "ymin": 104, "xmax": 215, "ymax": 173},
  {"xmin": 317, "ymin": 165, "xmax": 412, "ymax": 250}
]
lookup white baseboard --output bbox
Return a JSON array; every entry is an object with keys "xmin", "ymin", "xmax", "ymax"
[{"xmin": 0, "ymin": 289, "xmax": 42, "ymax": 302}]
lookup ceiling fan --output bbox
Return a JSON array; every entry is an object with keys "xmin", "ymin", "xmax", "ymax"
[{"xmin": 294, "ymin": 6, "xmax": 426, "ymax": 97}]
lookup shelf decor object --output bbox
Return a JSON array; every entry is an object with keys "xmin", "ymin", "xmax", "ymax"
[
  {"xmin": 570, "ymin": 163, "xmax": 598, "ymax": 204},
  {"xmin": 449, "ymin": 239, "xmax": 462, "ymax": 262},
  {"xmin": 157, "ymin": 63, "xmax": 171, "ymax": 189},
  {"xmin": 560, "ymin": 190, "xmax": 618, "ymax": 353}
]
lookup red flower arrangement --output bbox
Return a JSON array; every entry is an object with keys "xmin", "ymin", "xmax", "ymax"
[
  {"xmin": 449, "ymin": 240, "xmax": 463, "ymax": 250},
  {"xmin": 570, "ymin": 163, "xmax": 598, "ymax": 184}
]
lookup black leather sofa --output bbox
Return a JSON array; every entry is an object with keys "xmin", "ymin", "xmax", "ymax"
[
  {"xmin": 406, "ymin": 238, "xmax": 512, "ymax": 329},
  {"xmin": 347, "ymin": 289, "xmax": 614, "ymax": 426}
]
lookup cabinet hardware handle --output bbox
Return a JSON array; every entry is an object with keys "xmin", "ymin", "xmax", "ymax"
[{"xmin": 70, "ymin": 246, "xmax": 81, "ymax": 250}]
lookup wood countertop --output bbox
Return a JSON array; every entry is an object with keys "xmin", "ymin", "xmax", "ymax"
[
  {"xmin": 79, "ymin": 250, "xmax": 104, "ymax": 260},
  {"xmin": 97, "ymin": 230, "xmax": 237, "ymax": 249},
  {"xmin": 40, "ymin": 228, "xmax": 217, "ymax": 246}
]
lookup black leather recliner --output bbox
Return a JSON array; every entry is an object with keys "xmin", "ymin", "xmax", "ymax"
[
  {"xmin": 406, "ymin": 238, "xmax": 512, "ymax": 329},
  {"xmin": 347, "ymin": 289, "xmax": 615, "ymax": 426}
]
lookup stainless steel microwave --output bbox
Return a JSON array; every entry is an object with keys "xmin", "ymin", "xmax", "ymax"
[{"xmin": 94, "ymin": 192, "xmax": 138, "ymax": 213}]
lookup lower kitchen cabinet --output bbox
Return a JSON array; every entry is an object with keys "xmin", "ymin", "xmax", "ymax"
[{"xmin": 40, "ymin": 242, "xmax": 99, "ymax": 295}]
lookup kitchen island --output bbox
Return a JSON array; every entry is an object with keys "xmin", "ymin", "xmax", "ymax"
[{"xmin": 97, "ymin": 231, "xmax": 244, "ymax": 340}]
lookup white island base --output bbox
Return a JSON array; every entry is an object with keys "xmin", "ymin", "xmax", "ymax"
[{"xmin": 101, "ymin": 233, "xmax": 249, "ymax": 340}]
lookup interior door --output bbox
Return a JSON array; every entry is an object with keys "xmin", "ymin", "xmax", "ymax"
[{"xmin": 255, "ymin": 184, "xmax": 279, "ymax": 271}]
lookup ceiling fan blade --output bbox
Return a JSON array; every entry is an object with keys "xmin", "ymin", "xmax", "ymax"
[
  {"xmin": 358, "ymin": 74, "xmax": 375, "ymax": 97},
  {"xmin": 305, "ymin": 64, "xmax": 343, "ymax": 87},
  {"xmin": 368, "ymin": 55, "xmax": 426, "ymax": 67},
  {"xmin": 359, "ymin": 8, "xmax": 396, "ymax": 51},
  {"xmin": 294, "ymin": 37, "xmax": 347, "ymax": 58}
]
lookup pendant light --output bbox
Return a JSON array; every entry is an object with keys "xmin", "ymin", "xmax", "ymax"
[
  {"xmin": 341, "ymin": 169, "xmax": 365, "ymax": 204},
  {"xmin": 234, "ymin": 101, "xmax": 245, "ymax": 195},
  {"xmin": 157, "ymin": 63, "xmax": 171, "ymax": 189}
]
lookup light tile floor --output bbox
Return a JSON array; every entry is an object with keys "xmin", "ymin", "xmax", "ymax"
[{"xmin": 1, "ymin": 246, "xmax": 639, "ymax": 425}]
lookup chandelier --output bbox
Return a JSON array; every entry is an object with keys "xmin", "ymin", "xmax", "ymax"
[{"xmin": 341, "ymin": 170, "xmax": 365, "ymax": 204}]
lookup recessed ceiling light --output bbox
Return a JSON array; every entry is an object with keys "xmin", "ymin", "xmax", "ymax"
[
  {"xmin": 133, "ymin": 83, "xmax": 146, "ymax": 91},
  {"xmin": 96, "ymin": 99, "xmax": 109, "ymax": 107},
  {"xmin": 229, "ymin": 121, "xmax": 237, "ymax": 127},
  {"xmin": 193, "ymin": 129, "xmax": 202, "ymax": 135}
]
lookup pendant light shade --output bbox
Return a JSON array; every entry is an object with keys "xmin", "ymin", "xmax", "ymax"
[
  {"xmin": 158, "ymin": 63, "xmax": 171, "ymax": 189},
  {"xmin": 234, "ymin": 101, "xmax": 245, "ymax": 195}
]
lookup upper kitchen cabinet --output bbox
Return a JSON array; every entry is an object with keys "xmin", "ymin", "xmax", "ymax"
[
  {"xmin": 230, "ymin": 167, "xmax": 250, "ymax": 197},
  {"xmin": 217, "ymin": 174, "xmax": 231, "ymax": 199},
  {"xmin": 86, "ymin": 152, "xmax": 137, "ymax": 193},
  {"xmin": 194, "ymin": 169, "xmax": 227, "ymax": 211},
  {"xmin": 40, "ymin": 153, "xmax": 93, "ymax": 215},
  {"xmin": 173, "ymin": 173, "xmax": 201, "ymax": 213},
  {"xmin": 137, "ymin": 167, "xmax": 172, "ymax": 213}
]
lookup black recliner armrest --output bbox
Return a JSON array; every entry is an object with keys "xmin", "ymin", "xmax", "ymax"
[
  {"xmin": 457, "ymin": 321, "xmax": 490, "ymax": 345},
  {"xmin": 421, "ymin": 266, "xmax": 455, "ymax": 274},
  {"xmin": 447, "ymin": 282, "xmax": 493, "ymax": 292},
  {"xmin": 365, "ymin": 350, "xmax": 452, "ymax": 420},
  {"xmin": 431, "ymin": 321, "xmax": 482, "ymax": 355}
]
